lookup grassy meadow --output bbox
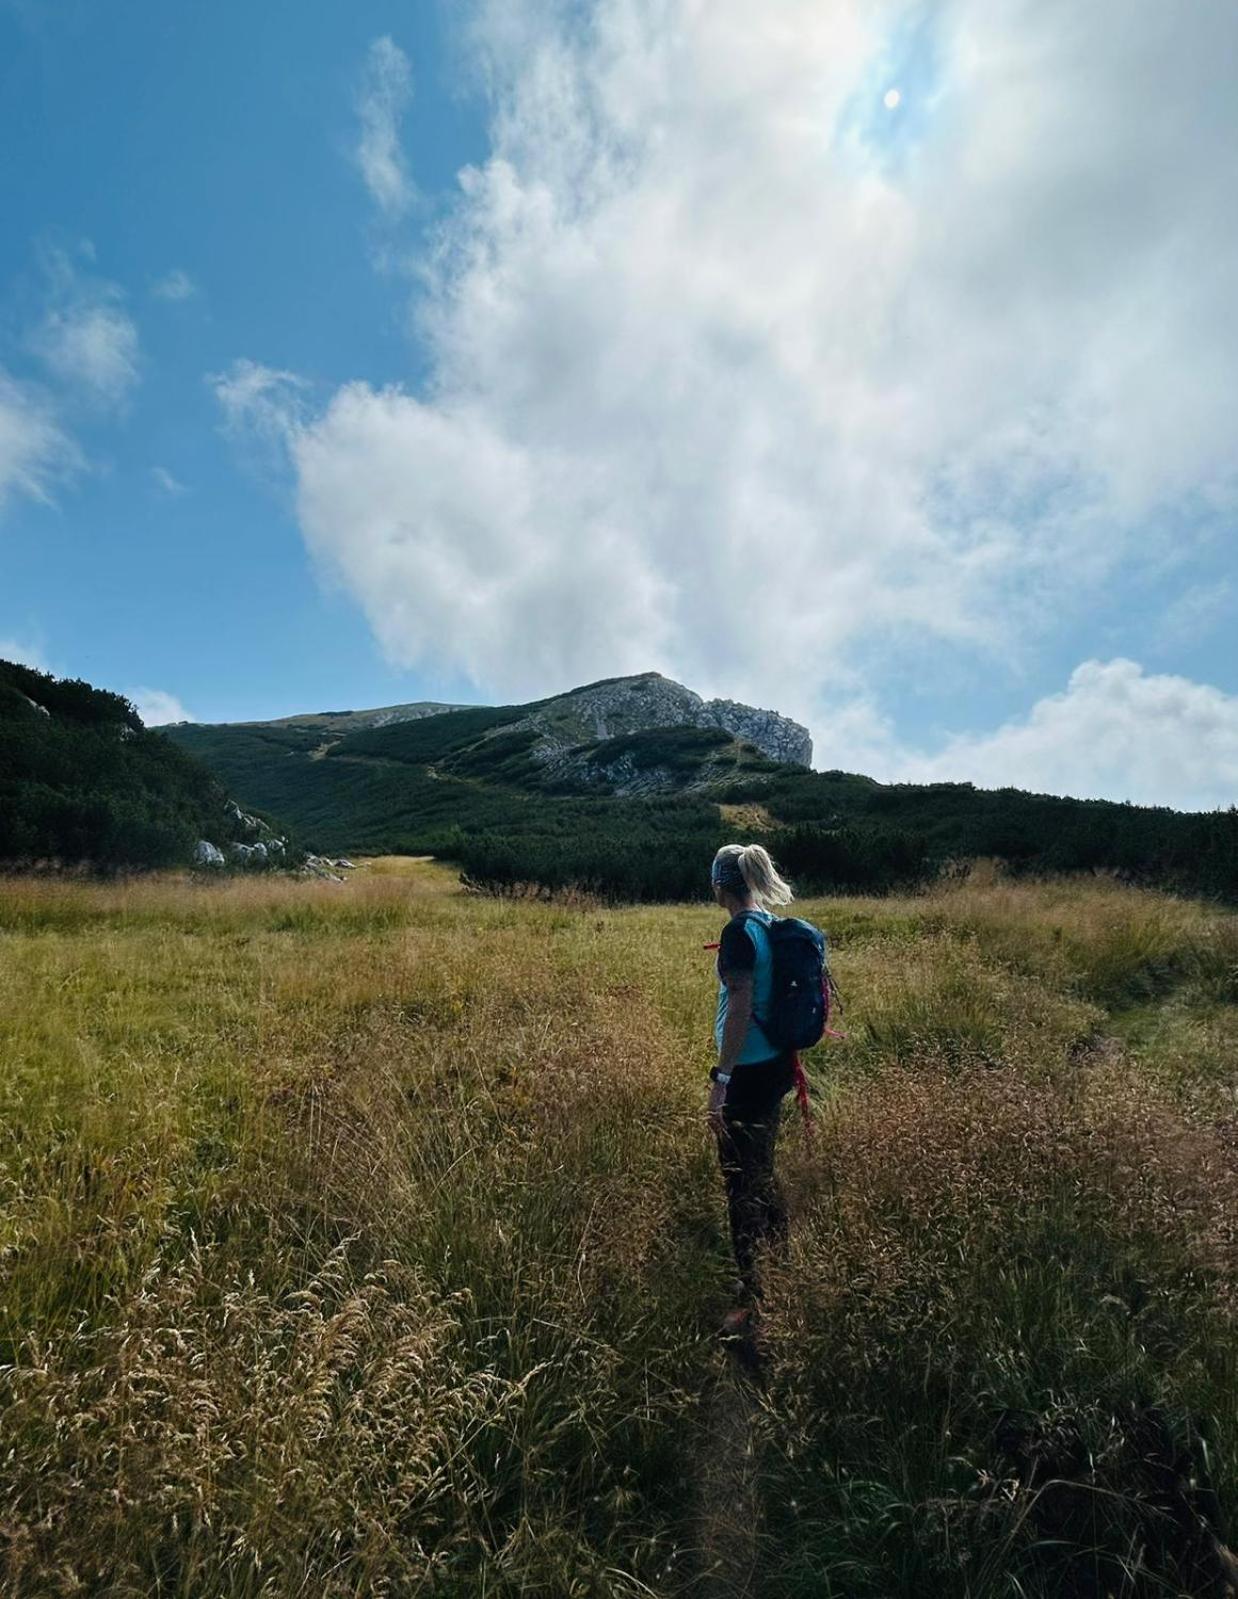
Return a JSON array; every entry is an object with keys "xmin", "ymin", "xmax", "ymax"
[{"xmin": 2, "ymin": 859, "xmax": 1238, "ymax": 1596}]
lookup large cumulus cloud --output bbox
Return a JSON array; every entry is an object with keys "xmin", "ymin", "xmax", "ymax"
[{"xmin": 223, "ymin": 0, "xmax": 1238, "ymax": 802}]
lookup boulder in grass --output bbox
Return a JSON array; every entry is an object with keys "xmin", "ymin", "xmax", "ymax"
[
  {"xmin": 193, "ymin": 839, "xmax": 225, "ymax": 868},
  {"xmin": 300, "ymin": 854, "xmax": 344, "ymax": 882},
  {"xmin": 228, "ymin": 841, "xmax": 269, "ymax": 866}
]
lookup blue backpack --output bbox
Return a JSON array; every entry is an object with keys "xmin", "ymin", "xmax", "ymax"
[{"xmin": 739, "ymin": 909, "xmax": 839, "ymax": 1051}]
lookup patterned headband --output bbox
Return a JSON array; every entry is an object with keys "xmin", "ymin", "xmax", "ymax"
[{"xmin": 711, "ymin": 853, "xmax": 747, "ymax": 890}]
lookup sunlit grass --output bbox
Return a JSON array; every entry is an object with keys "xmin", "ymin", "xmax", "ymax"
[{"xmin": 1, "ymin": 860, "xmax": 1236, "ymax": 1595}]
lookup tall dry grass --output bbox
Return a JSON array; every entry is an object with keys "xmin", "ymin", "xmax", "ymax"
[{"xmin": 1, "ymin": 859, "xmax": 1236, "ymax": 1595}]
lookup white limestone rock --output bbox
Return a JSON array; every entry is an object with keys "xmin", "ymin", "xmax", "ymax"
[
  {"xmin": 505, "ymin": 672, "xmax": 812, "ymax": 793},
  {"xmin": 519, "ymin": 674, "xmax": 811, "ymax": 768}
]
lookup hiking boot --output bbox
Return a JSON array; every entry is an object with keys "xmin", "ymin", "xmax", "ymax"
[{"xmin": 719, "ymin": 1304, "xmax": 757, "ymax": 1338}]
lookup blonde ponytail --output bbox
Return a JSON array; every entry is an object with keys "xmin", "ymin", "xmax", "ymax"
[{"xmin": 713, "ymin": 842, "xmax": 794, "ymax": 909}]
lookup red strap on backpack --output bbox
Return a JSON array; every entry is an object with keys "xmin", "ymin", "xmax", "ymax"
[{"xmin": 791, "ymin": 1051, "xmax": 812, "ymax": 1141}]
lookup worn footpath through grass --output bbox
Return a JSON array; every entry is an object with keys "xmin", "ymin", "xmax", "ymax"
[{"xmin": 1, "ymin": 860, "xmax": 1237, "ymax": 1595}]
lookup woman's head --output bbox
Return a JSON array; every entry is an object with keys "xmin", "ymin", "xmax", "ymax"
[{"xmin": 710, "ymin": 843, "xmax": 794, "ymax": 910}]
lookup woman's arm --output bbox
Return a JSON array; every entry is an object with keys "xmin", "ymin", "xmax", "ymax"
[
  {"xmin": 718, "ymin": 970, "xmax": 754, "ymax": 1074},
  {"xmin": 708, "ymin": 968, "xmax": 754, "ymax": 1134}
]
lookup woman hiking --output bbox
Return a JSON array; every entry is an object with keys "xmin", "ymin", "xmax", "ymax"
[{"xmin": 707, "ymin": 842, "xmax": 797, "ymax": 1335}]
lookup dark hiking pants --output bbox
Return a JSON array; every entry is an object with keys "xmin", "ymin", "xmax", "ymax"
[{"xmin": 717, "ymin": 1058, "xmax": 792, "ymax": 1303}]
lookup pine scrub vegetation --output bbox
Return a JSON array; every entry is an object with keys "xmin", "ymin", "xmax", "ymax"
[{"xmin": 0, "ymin": 660, "xmax": 285, "ymax": 872}]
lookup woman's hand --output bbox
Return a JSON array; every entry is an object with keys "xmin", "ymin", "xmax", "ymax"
[{"xmin": 707, "ymin": 1079, "xmax": 728, "ymax": 1138}]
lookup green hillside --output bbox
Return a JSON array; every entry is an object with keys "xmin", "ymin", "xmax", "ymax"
[
  {"xmin": 167, "ymin": 681, "xmax": 1238, "ymax": 902},
  {"xmin": 168, "ymin": 697, "xmax": 767, "ymax": 900},
  {"xmin": 0, "ymin": 659, "xmax": 258, "ymax": 869}
]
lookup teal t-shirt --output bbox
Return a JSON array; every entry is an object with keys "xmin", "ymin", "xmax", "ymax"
[{"xmin": 714, "ymin": 908, "xmax": 779, "ymax": 1065}]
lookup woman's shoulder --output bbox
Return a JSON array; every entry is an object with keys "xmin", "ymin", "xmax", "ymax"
[{"xmin": 718, "ymin": 915, "xmax": 756, "ymax": 967}]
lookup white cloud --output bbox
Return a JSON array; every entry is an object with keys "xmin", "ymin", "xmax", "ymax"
[
  {"xmin": 290, "ymin": 382, "xmax": 667, "ymax": 688},
  {"xmin": 0, "ymin": 248, "xmax": 138, "ymax": 516},
  {"xmin": 882, "ymin": 660, "xmax": 1238, "ymax": 812},
  {"xmin": 150, "ymin": 465, "xmax": 187, "ymax": 496},
  {"xmin": 31, "ymin": 251, "xmax": 141, "ymax": 406},
  {"xmin": 130, "ymin": 687, "xmax": 191, "ymax": 726},
  {"xmin": 35, "ymin": 301, "xmax": 139, "ymax": 404},
  {"xmin": 210, "ymin": 359, "xmax": 306, "ymax": 441},
  {"xmin": 0, "ymin": 367, "xmax": 78, "ymax": 512},
  {"xmin": 354, "ymin": 36, "xmax": 414, "ymax": 217},
  {"xmin": 0, "ymin": 634, "xmax": 50, "ymax": 672},
  {"xmin": 152, "ymin": 268, "xmax": 196, "ymax": 302},
  {"xmin": 1156, "ymin": 578, "xmax": 1233, "ymax": 651},
  {"xmin": 226, "ymin": 0, "xmax": 1238, "ymax": 782}
]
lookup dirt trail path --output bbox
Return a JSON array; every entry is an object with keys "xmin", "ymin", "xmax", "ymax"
[{"xmin": 692, "ymin": 1344, "xmax": 767, "ymax": 1597}]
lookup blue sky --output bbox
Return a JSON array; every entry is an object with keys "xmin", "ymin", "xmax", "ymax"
[
  {"xmin": 2, "ymin": 0, "xmax": 1236, "ymax": 807},
  {"xmin": 1, "ymin": 0, "xmax": 487, "ymax": 718}
]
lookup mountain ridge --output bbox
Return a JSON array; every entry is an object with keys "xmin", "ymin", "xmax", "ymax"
[
  {"xmin": 2, "ymin": 656, "xmax": 1233, "ymax": 901},
  {"xmin": 224, "ymin": 701, "xmax": 470, "ymax": 735},
  {"xmin": 183, "ymin": 672, "xmax": 813, "ymax": 778},
  {"xmin": 165, "ymin": 668, "xmax": 1238, "ymax": 903}
]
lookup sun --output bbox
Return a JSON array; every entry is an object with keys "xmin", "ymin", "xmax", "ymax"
[{"xmin": 883, "ymin": 87, "xmax": 902, "ymax": 110}]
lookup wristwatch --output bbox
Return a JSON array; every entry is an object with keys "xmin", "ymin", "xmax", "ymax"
[{"xmin": 709, "ymin": 1066, "xmax": 732, "ymax": 1086}]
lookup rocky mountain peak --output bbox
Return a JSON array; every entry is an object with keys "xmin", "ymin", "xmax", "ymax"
[{"xmin": 524, "ymin": 672, "xmax": 812, "ymax": 767}]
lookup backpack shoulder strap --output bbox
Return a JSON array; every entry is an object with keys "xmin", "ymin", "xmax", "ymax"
[{"xmin": 734, "ymin": 907, "xmax": 777, "ymax": 946}]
